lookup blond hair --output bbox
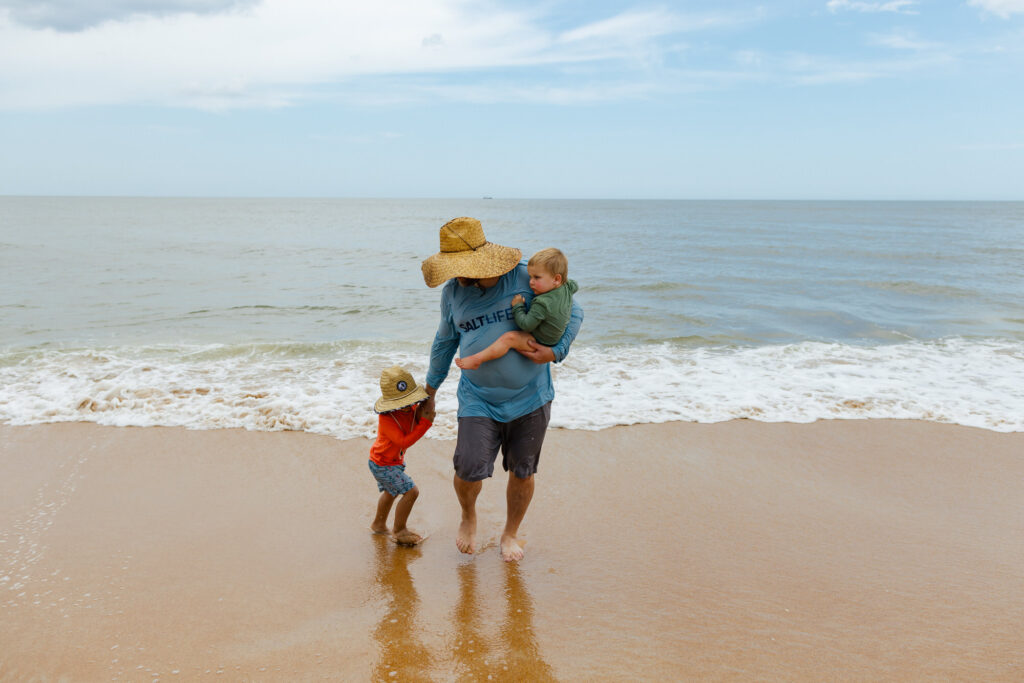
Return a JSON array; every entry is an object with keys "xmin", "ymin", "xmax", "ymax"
[{"xmin": 528, "ymin": 247, "xmax": 568, "ymax": 280}]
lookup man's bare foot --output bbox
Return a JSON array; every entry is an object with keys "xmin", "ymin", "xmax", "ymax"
[
  {"xmin": 454, "ymin": 355, "xmax": 482, "ymax": 371},
  {"xmin": 393, "ymin": 529, "xmax": 423, "ymax": 546},
  {"xmin": 500, "ymin": 533, "xmax": 524, "ymax": 562},
  {"xmin": 370, "ymin": 522, "xmax": 389, "ymax": 535},
  {"xmin": 456, "ymin": 518, "xmax": 477, "ymax": 554}
]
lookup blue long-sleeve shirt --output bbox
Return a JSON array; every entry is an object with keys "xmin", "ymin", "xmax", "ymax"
[{"xmin": 426, "ymin": 261, "xmax": 583, "ymax": 421}]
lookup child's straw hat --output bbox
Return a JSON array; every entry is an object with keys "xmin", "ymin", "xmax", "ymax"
[
  {"xmin": 421, "ymin": 217, "xmax": 522, "ymax": 288},
  {"xmin": 375, "ymin": 366, "xmax": 430, "ymax": 414}
]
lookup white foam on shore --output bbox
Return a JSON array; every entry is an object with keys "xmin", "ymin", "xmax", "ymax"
[
  {"xmin": 1, "ymin": 338, "xmax": 1022, "ymax": 439},
  {"xmin": 555, "ymin": 339, "xmax": 1024, "ymax": 433}
]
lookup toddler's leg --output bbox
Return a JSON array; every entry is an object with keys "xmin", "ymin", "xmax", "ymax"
[
  {"xmin": 392, "ymin": 486, "xmax": 422, "ymax": 545},
  {"xmin": 456, "ymin": 331, "xmax": 535, "ymax": 370},
  {"xmin": 371, "ymin": 491, "xmax": 395, "ymax": 534}
]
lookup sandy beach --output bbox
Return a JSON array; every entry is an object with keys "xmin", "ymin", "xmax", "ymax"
[{"xmin": 2, "ymin": 419, "xmax": 1023, "ymax": 681}]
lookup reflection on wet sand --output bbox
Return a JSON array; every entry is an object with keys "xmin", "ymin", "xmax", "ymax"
[
  {"xmin": 450, "ymin": 562, "xmax": 495, "ymax": 680},
  {"xmin": 498, "ymin": 563, "xmax": 556, "ymax": 681},
  {"xmin": 370, "ymin": 536, "xmax": 433, "ymax": 682},
  {"xmin": 451, "ymin": 562, "xmax": 555, "ymax": 682}
]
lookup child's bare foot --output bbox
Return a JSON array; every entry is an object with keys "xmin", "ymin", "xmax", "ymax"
[
  {"xmin": 500, "ymin": 533, "xmax": 524, "ymax": 562},
  {"xmin": 370, "ymin": 522, "xmax": 389, "ymax": 535},
  {"xmin": 456, "ymin": 517, "xmax": 477, "ymax": 554},
  {"xmin": 393, "ymin": 529, "xmax": 423, "ymax": 546},
  {"xmin": 454, "ymin": 355, "xmax": 482, "ymax": 371}
]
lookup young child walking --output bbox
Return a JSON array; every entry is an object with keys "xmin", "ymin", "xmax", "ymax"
[
  {"xmin": 368, "ymin": 365, "xmax": 434, "ymax": 546},
  {"xmin": 455, "ymin": 247, "xmax": 579, "ymax": 371}
]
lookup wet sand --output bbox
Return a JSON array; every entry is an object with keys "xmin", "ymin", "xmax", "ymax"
[{"xmin": 2, "ymin": 420, "xmax": 1023, "ymax": 681}]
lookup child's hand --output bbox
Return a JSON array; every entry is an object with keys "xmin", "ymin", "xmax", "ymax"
[
  {"xmin": 511, "ymin": 294, "xmax": 525, "ymax": 306},
  {"xmin": 419, "ymin": 402, "xmax": 436, "ymax": 422}
]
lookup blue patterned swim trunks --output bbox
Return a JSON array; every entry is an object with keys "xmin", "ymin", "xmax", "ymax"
[{"xmin": 368, "ymin": 460, "xmax": 416, "ymax": 496}]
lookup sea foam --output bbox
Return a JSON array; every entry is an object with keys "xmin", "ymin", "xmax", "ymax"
[{"xmin": 1, "ymin": 338, "xmax": 1021, "ymax": 439}]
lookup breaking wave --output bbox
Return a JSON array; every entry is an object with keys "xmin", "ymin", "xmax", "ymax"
[{"xmin": 1, "ymin": 338, "xmax": 1022, "ymax": 439}]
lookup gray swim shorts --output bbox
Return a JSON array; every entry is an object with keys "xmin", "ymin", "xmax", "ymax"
[{"xmin": 453, "ymin": 402, "xmax": 551, "ymax": 482}]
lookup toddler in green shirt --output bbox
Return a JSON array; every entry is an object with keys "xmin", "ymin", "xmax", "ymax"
[{"xmin": 456, "ymin": 248, "xmax": 579, "ymax": 371}]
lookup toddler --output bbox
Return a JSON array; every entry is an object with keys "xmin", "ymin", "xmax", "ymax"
[
  {"xmin": 456, "ymin": 247, "xmax": 579, "ymax": 370},
  {"xmin": 368, "ymin": 365, "xmax": 434, "ymax": 545}
]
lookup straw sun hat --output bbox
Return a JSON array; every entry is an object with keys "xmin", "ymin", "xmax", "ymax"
[
  {"xmin": 374, "ymin": 366, "xmax": 430, "ymax": 414},
  {"xmin": 420, "ymin": 217, "xmax": 522, "ymax": 288}
]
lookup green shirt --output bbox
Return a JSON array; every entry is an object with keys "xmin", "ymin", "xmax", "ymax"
[{"xmin": 511, "ymin": 279, "xmax": 579, "ymax": 345}]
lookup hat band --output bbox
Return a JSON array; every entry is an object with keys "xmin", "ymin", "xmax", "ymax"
[
  {"xmin": 440, "ymin": 237, "xmax": 488, "ymax": 254},
  {"xmin": 385, "ymin": 387, "xmax": 416, "ymax": 401}
]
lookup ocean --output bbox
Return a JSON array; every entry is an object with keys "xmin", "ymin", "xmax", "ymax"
[{"xmin": 2, "ymin": 197, "xmax": 1022, "ymax": 437}]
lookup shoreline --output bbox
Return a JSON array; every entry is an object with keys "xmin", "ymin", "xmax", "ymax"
[
  {"xmin": 4, "ymin": 337, "xmax": 1023, "ymax": 437},
  {"xmin": 3, "ymin": 419, "xmax": 1023, "ymax": 680}
]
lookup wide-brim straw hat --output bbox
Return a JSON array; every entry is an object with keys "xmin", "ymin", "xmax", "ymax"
[
  {"xmin": 421, "ymin": 217, "xmax": 522, "ymax": 288},
  {"xmin": 374, "ymin": 365, "xmax": 430, "ymax": 414}
]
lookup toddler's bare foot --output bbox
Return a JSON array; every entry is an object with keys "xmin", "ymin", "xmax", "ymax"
[
  {"xmin": 370, "ymin": 522, "xmax": 389, "ymax": 535},
  {"xmin": 456, "ymin": 518, "xmax": 477, "ymax": 554},
  {"xmin": 500, "ymin": 533, "xmax": 524, "ymax": 562},
  {"xmin": 393, "ymin": 529, "xmax": 423, "ymax": 546},
  {"xmin": 455, "ymin": 355, "xmax": 482, "ymax": 371}
]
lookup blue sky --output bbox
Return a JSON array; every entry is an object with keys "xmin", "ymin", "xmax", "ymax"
[{"xmin": 1, "ymin": 0, "xmax": 1022, "ymax": 199}]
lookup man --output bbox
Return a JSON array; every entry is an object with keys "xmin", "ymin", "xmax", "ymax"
[{"xmin": 421, "ymin": 216, "xmax": 583, "ymax": 561}]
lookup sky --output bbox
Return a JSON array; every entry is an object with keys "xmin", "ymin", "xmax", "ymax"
[{"xmin": 1, "ymin": 0, "xmax": 1022, "ymax": 200}]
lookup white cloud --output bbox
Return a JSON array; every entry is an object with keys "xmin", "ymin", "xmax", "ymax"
[
  {"xmin": 557, "ymin": 8, "xmax": 749, "ymax": 45},
  {"xmin": 745, "ymin": 50, "xmax": 955, "ymax": 86},
  {"xmin": 381, "ymin": 80, "xmax": 664, "ymax": 106},
  {"xmin": 734, "ymin": 50, "xmax": 765, "ymax": 67},
  {"xmin": 967, "ymin": 0, "xmax": 1024, "ymax": 18},
  {"xmin": 827, "ymin": 0, "xmax": 918, "ymax": 13},
  {"xmin": 0, "ymin": 0, "xmax": 257, "ymax": 31},
  {"xmin": 0, "ymin": 1, "xmax": 752, "ymax": 110},
  {"xmin": 558, "ymin": 10, "xmax": 676, "ymax": 44},
  {"xmin": 868, "ymin": 30, "xmax": 939, "ymax": 50}
]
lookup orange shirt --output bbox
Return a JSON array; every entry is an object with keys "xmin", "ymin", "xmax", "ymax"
[{"xmin": 369, "ymin": 410, "xmax": 432, "ymax": 467}]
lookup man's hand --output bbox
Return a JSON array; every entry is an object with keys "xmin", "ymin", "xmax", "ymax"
[
  {"xmin": 519, "ymin": 339, "xmax": 556, "ymax": 364},
  {"xmin": 511, "ymin": 294, "xmax": 525, "ymax": 306},
  {"xmin": 417, "ymin": 385, "xmax": 437, "ymax": 421}
]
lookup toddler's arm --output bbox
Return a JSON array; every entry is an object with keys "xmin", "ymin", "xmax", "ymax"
[
  {"xmin": 379, "ymin": 415, "xmax": 433, "ymax": 450},
  {"xmin": 511, "ymin": 297, "xmax": 550, "ymax": 333}
]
